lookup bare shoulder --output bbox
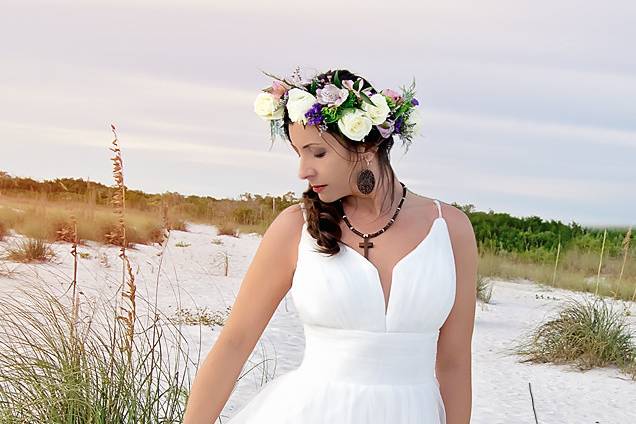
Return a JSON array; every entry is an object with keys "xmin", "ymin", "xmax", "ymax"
[
  {"xmin": 438, "ymin": 200, "xmax": 478, "ymax": 292},
  {"xmin": 438, "ymin": 201, "xmax": 475, "ymax": 245},
  {"xmin": 264, "ymin": 203, "xmax": 305, "ymax": 271}
]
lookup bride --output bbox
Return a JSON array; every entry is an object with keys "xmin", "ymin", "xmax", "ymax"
[{"xmin": 184, "ymin": 68, "xmax": 477, "ymax": 424}]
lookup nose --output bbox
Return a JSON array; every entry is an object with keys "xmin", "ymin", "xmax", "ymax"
[{"xmin": 297, "ymin": 158, "xmax": 315, "ymax": 181}]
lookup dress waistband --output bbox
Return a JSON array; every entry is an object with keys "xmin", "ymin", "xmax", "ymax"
[{"xmin": 297, "ymin": 324, "xmax": 439, "ymax": 385}]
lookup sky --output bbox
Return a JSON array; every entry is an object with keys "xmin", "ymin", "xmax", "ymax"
[{"xmin": 1, "ymin": 0, "xmax": 634, "ymax": 228}]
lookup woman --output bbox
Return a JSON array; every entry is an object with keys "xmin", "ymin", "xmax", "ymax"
[{"xmin": 184, "ymin": 68, "xmax": 477, "ymax": 423}]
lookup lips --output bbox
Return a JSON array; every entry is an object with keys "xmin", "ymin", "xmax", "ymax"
[{"xmin": 311, "ymin": 184, "xmax": 326, "ymax": 188}]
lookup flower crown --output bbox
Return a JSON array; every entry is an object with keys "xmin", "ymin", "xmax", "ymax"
[{"xmin": 253, "ymin": 68, "xmax": 422, "ymax": 150}]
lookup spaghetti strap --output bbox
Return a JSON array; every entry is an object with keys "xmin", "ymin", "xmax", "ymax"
[
  {"xmin": 299, "ymin": 202, "xmax": 307, "ymax": 222},
  {"xmin": 433, "ymin": 199, "xmax": 442, "ymax": 218}
]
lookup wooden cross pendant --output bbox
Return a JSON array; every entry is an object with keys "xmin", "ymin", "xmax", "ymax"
[{"xmin": 358, "ymin": 236, "xmax": 374, "ymax": 259}]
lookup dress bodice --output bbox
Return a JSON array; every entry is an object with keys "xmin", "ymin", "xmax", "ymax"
[{"xmin": 290, "ymin": 201, "xmax": 456, "ymax": 334}]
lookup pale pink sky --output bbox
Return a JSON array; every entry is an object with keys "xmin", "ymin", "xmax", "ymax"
[{"xmin": 1, "ymin": 0, "xmax": 635, "ymax": 226}]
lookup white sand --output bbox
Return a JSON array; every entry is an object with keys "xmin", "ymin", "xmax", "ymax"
[{"xmin": 1, "ymin": 222, "xmax": 634, "ymax": 423}]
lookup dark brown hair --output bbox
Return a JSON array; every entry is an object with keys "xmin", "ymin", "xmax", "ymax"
[{"xmin": 281, "ymin": 69, "xmax": 400, "ymax": 256}]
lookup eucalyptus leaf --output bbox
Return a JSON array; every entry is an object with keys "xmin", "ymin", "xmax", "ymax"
[
  {"xmin": 333, "ymin": 70, "xmax": 341, "ymax": 88},
  {"xmin": 360, "ymin": 91, "xmax": 374, "ymax": 106}
]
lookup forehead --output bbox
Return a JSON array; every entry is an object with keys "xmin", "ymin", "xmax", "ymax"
[{"xmin": 288, "ymin": 123, "xmax": 325, "ymax": 149}]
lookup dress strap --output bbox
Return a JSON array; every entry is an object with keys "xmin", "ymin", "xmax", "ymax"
[
  {"xmin": 433, "ymin": 199, "xmax": 442, "ymax": 218},
  {"xmin": 299, "ymin": 202, "xmax": 307, "ymax": 222}
]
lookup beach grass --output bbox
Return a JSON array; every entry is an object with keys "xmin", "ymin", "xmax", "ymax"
[{"xmin": 515, "ymin": 296, "xmax": 636, "ymax": 380}]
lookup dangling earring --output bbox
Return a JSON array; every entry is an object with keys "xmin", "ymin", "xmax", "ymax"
[{"xmin": 357, "ymin": 156, "xmax": 375, "ymax": 195}]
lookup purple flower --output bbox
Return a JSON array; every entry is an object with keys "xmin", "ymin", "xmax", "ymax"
[
  {"xmin": 394, "ymin": 116, "xmax": 404, "ymax": 134},
  {"xmin": 305, "ymin": 102, "xmax": 324, "ymax": 126},
  {"xmin": 316, "ymin": 83, "xmax": 349, "ymax": 106},
  {"xmin": 411, "ymin": 98, "xmax": 419, "ymax": 106}
]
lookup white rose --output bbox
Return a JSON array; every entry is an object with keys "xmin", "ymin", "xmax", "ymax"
[
  {"xmin": 337, "ymin": 109, "xmax": 373, "ymax": 142},
  {"xmin": 253, "ymin": 92, "xmax": 284, "ymax": 121},
  {"xmin": 286, "ymin": 88, "xmax": 317, "ymax": 124},
  {"xmin": 407, "ymin": 109, "xmax": 422, "ymax": 137},
  {"xmin": 361, "ymin": 93, "xmax": 391, "ymax": 125}
]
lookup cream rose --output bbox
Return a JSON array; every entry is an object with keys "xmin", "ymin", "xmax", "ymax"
[
  {"xmin": 253, "ymin": 92, "xmax": 284, "ymax": 121},
  {"xmin": 337, "ymin": 109, "xmax": 373, "ymax": 142},
  {"xmin": 361, "ymin": 93, "xmax": 391, "ymax": 125},
  {"xmin": 286, "ymin": 88, "xmax": 317, "ymax": 124}
]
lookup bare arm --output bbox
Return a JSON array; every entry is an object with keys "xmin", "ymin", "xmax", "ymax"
[
  {"xmin": 183, "ymin": 204, "xmax": 303, "ymax": 423},
  {"xmin": 435, "ymin": 205, "xmax": 478, "ymax": 424}
]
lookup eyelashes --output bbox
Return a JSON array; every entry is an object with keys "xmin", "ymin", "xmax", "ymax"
[{"xmin": 296, "ymin": 152, "xmax": 326, "ymax": 159}]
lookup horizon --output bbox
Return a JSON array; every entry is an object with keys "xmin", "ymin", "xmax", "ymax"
[{"xmin": 0, "ymin": 169, "xmax": 626, "ymax": 230}]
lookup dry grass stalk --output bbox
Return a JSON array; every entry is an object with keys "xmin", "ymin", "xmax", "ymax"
[
  {"xmin": 594, "ymin": 228, "xmax": 607, "ymax": 296},
  {"xmin": 552, "ymin": 240, "xmax": 561, "ymax": 287},
  {"xmin": 69, "ymin": 213, "xmax": 79, "ymax": 341},
  {"xmin": 109, "ymin": 123, "xmax": 137, "ymax": 362},
  {"xmin": 616, "ymin": 226, "xmax": 631, "ymax": 300}
]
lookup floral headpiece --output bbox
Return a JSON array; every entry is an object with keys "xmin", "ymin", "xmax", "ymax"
[{"xmin": 253, "ymin": 67, "xmax": 422, "ymax": 151}]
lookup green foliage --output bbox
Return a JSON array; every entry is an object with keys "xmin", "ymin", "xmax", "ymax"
[
  {"xmin": 321, "ymin": 105, "xmax": 340, "ymax": 124},
  {"xmin": 1, "ymin": 170, "xmax": 631, "ymax": 264},
  {"xmin": 516, "ymin": 296, "xmax": 636, "ymax": 378},
  {"xmin": 0, "ymin": 285, "xmax": 194, "ymax": 422}
]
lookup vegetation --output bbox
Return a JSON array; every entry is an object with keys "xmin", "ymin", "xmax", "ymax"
[
  {"xmin": 1, "ymin": 237, "xmax": 55, "ymax": 263},
  {"xmin": 515, "ymin": 296, "xmax": 636, "ymax": 379},
  {"xmin": 476, "ymin": 275, "xmax": 493, "ymax": 303},
  {"xmin": 0, "ymin": 128, "xmax": 272, "ymax": 422}
]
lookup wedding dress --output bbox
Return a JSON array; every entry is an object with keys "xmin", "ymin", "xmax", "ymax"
[{"xmin": 226, "ymin": 199, "xmax": 456, "ymax": 423}]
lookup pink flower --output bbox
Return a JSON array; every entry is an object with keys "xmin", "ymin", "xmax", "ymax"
[
  {"xmin": 376, "ymin": 119, "xmax": 395, "ymax": 138},
  {"xmin": 270, "ymin": 80, "xmax": 289, "ymax": 100},
  {"xmin": 342, "ymin": 78, "xmax": 366, "ymax": 98},
  {"xmin": 381, "ymin": 88, "xmax": 402, "ymax": 103},
  {"xmin": 316, "ymin": 83, "xmax": 349, "ymax": 106}
]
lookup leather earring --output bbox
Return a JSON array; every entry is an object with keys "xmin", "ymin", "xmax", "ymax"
[{"xmin": 357, "ymin": 156, "xmax": 375, "ymax": 195}]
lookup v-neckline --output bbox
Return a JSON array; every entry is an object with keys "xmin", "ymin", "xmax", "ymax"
[{"xmin": 338, "ymin": 216, "xmax": 445, "ymax": 318}]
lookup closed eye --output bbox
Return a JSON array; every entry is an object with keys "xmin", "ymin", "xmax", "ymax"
[{"xmin": 315, "ymin": 152, "xmax": 326, "ymax": 158}]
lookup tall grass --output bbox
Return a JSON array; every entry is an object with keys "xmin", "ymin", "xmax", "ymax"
[
  {"xmin": 0, "ymin": 284, "xmax": 194, "ymax": 423},
  {"xmin": 0, "ymin": 125, "xmax": 278, "ymax": 422},
  {"xmin": 515, "ymin": 296, "xmax": 636, "ymax": 379},
  {"xmin": 478, "ymin": 247, "xmax": 636, "ymax": 302},
  {"xmin": 0, "ymin": 126, "xmax": 193, "ymax": 422}
]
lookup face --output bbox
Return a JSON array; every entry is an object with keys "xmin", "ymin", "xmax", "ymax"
[{"xmin": 289, "ymin": 122, "xmax": 369, "ymax": 202}]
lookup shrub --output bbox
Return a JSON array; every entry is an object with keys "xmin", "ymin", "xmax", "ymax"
[
  {"xmin": 516, "ymin": 296, "xmax": 636, "ymax": 378},
  {"xmin": 476, "ymin": 275, "xmax": 493, "ymax": 303},
  {"xmin": 217, "ymin": 222, "xmax": 238, "ymax": 237},
  {"xmin": 3, "ymin": 238, "xmax": 55, "ymax": 263}
]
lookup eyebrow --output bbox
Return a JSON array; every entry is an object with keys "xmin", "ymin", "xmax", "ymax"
[{"xmin": 292, "ymin": 142, "xmax": 322, "ymax": 151}]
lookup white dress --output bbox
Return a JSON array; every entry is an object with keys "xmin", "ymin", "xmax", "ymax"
[{"xmin": 227, "ymin": 199, "xmax": 456, "ymax": 423}]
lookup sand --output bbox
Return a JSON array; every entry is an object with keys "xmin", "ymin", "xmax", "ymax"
[{"xmin": 0, "ymin": 222, "xmax": 634, "ymax": 423}]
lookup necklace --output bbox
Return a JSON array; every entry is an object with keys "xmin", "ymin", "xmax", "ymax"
[{"xmin": 340, "ymin": 181, "xmax": 407, "ymax": 259}]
